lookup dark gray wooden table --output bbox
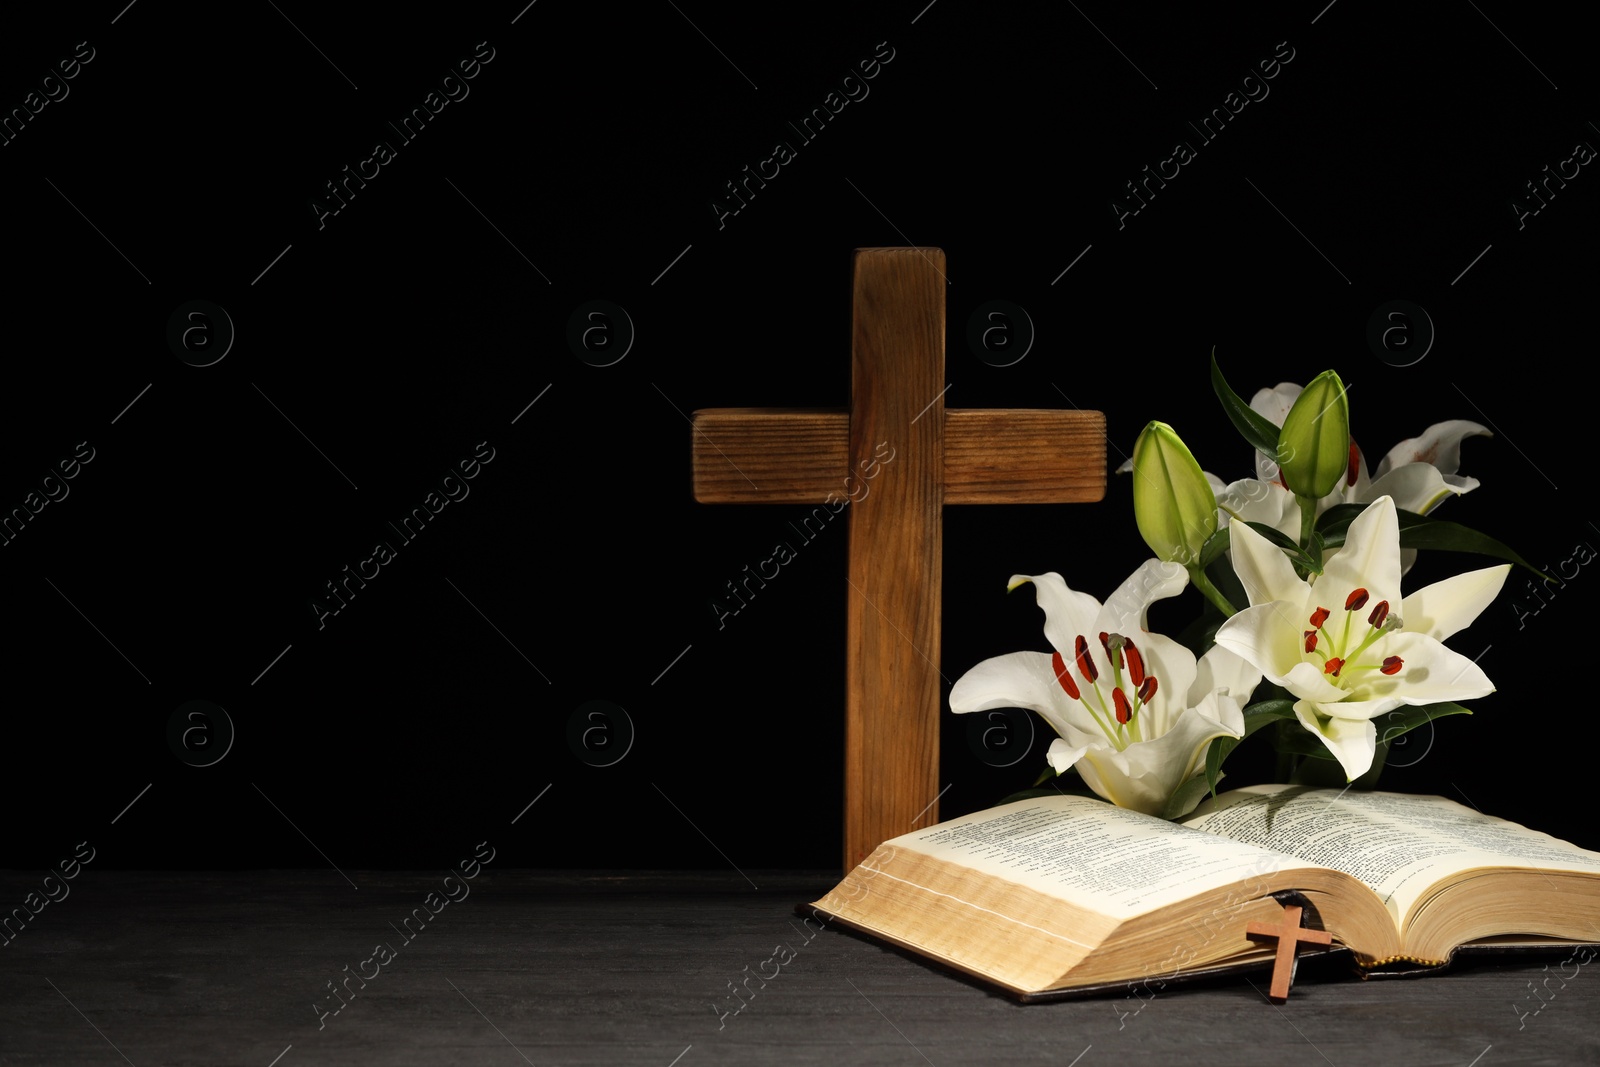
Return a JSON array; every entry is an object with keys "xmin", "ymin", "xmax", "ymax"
[{"xmin": 1, "ymin": 871, "xmax": 1593, "ymax": 1066}]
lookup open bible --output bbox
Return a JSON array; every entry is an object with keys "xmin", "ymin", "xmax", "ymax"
[{"xmin": 810, "ymin": 785, "xmax": 1600, "ymax": 1000}]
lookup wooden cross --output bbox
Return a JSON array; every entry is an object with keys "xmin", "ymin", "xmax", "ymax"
[
  {"xmin": 1246, "ymin": 903, "xmax": 1334, "ymax": 1001},
  {"xmin": 691, "ymin": 247, "xmax": 1106, "ymax": 869}
]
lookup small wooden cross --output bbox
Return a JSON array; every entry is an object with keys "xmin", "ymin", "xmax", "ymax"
[
  {"xmin": 691, "ymin": 247, "xmax": 1106, "ymax": 868},
  {"xmin": 1246, "ymin": 903, "xmax": 1334, "ymax": 1001}
]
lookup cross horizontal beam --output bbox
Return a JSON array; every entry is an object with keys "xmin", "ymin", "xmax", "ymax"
[{"xmin": 691, "ymin": 408, "xmax": 1106, "ymax": 505}]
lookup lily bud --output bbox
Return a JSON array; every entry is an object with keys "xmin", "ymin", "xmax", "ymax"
[
  {"xmin": 1131, "ymin": 421, "xmax": 1217, "ymax": 567},
  {"xmin": 1276, "ymin": 369, "xmax": 1350, "ymax": 499}
]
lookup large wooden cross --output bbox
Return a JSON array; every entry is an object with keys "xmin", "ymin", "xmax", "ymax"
[{"xmin": 692, "ymin": 247, "xmax": 1106, "ymax": 868}]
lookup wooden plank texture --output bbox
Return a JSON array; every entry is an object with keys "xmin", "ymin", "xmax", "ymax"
[
  {"xmin": 941, "ymin": 409, "xmax": 1107, "ymax": 503},
  {"xmin": 0, "ymin": 870, "xmax": 1588, "ymax": 1067},
  {"xmin": 691, "ymin": 409, "xmax": 1107, "ymax": 504},
  {"xmin": 844, "ymin": 247, "xmax": 946, "ymax": 868}
]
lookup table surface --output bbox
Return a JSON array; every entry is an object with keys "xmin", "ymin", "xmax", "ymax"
[{"xmin": 1, "ymin": 870, "xmax": 1593, "ymax": 1067}]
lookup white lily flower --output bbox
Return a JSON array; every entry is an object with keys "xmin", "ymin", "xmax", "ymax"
[
  {"xmin": 1212, "ymin": 495, "xmax": 1509, "ymax": 781},
  {"xmin": 1178, "ymin": 382, "xmax": 1492, "ymax": 575},
  {"xmin": 1121, "ymin": 381, "xmax": 1488, "ymax": 542},
  {"xmin": 949, "ymin": 560, "xmax": 1262, "ymax": 817},
  {"xmin": 1217, "ymin": 381, "xmax": 1490, "ymax": 546}
]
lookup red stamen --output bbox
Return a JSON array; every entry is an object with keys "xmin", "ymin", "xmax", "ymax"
[
  {"xmin": 1137, "ymin": 676, "xmax": 1157, "ymax": 704},
  {"xmin": 1112, "ymin": 687, "xmax": 1131, "ymax": 724},
  {"xmin": 1368, "ymin": 600, "xmax": 1389, "ymax": 628},
  {"xmin": 1347, "ymin": 441, "xmax": 1360, "ymax": 487},
  {"xmin": 1310, "ymin": 607, "xmax": 1330, "ymax": 628},
  {"xmin": 1380, "ymin": 656, "xmax": 1404, "ymax": 675},
  {"xmin": 1345, "ymin": 588, "xmax": 1369, "ymax": 611},
  {"xmin": 1051, "ymin": 651, "xmax": 1080, "ymax": 699},
  {"xmin": 1304, "ymin": 630, "xmax": 1318, "ymax": 653},
  {"xmin": 1075, "ymin": 635, "xmax": 1098, "ymax": 683},
  {"xmin": 1125, "ymin": 641, "xmax": 1145, "ymax": 686},
  {"xmin": 1324, "ymin": 657, "xmax": 1345, "ymax": 677}
]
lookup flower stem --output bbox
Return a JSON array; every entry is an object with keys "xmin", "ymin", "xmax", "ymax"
[
  {"xmin": 1187, "ymin": 566, "xmax": 1237, "ymax": 617},
  {"xmin": 1297, "ymin": 494, "xmax": 1318, "ymax": 552}
]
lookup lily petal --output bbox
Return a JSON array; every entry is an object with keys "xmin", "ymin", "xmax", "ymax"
[
  {"xmin": 1320, "ymin": 495, "xmax": 1403, "ymax": 609},
  {"xmin": 1251, "ymin": 383, "xmax": 1302, "ymax": 482},
  {"xmin": 1214, "ymin": 477, "xmax": 1302, "ymax": 541},
  {"xmin": 1191, "ymin": 642, "xmax": 1264, "ymax": 705},
  {"xmin": 1251, "ymin": 382, "xmax": 1303, "ymax": 426},
  {"xmin": 1293, "ymin": 701, "xmax": 1378, "ymax": 781},
  {"xmin": 1072, "ymin": 696, "xmax": 1244, "ymax": 816},
  {"xmin": 1344, "ymin": 631, "xmax": 1496, "ymax": 707},
  {"xmin": 1046, "ymin": 736, "xmax": 1091, "ymax": 775},
  {"xmin": 1300, "ymin": 694, "xmax": 1404, "ymax": 722},
  {"xmin": 1214, "ymin": 603, "xmax": 1347, "ymax": 702},
  {"xmin": 1282, "ymin": 659, "xmax": 1353, "ymax": 703},
  {"xmin": 1304, "ymin": 632, "xmax": 1494, "ymax": 718},
  {"xmin": 1008, "ymin": 573, "xmax": 1100, "ymax": 660},
  {"xmin": 1365, "ymin": 462, "xmax": 1470, "ymax": 517},
  {"xmin": 1097, "ymin": 559, "xmax": 1189, "ymax": 636},
  {"xmin": 1400, "ymin": 564, "xmax": 1512, "ymax": 642},
  {"xmin": 1373, "ymin": 420, "xmax": 1490, "ymax": 480},
  {"xmin": 948, "ymin": 651, "xmax": 1082, "ymax": 739},
  {"xmin": 1227, "ymin": 517, "xmax": 1307, "ymax": 608}
]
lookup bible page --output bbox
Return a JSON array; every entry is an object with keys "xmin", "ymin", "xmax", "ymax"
[
  {"xmin": 883, "ymin": 795, "xmax": 1305, "ymax": 919},
  {"xmin": 1183, "ymin": 785, "xmax": 1600, "ymax": 926}
]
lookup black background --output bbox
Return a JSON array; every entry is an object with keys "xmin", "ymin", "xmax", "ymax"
[{"xmin": 2, "ymin": 0, "xmax": 1593, "ymax": 873}]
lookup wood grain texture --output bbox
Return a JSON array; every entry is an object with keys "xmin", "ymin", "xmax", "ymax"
[
  {"xmin": 691, "ymin": 409, "xmax": 1107, "ymax": 504},
  {"xmin": 686, "ymin": 246, "xmax": 1108, "ymax": 870},
  {"xmin": 0, "ymin": 870, "xmax": 1588, "ymax": 1067},
  {"xmin": 844, "ymin": 247, "xmax": 946, "ymax": 869},
  {"xmin": 690, "ymin": 409, "xmax": 851, "ymax": 503}
]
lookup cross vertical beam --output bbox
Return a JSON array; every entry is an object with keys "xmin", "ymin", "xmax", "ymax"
[{"xmin": 845, "ymin": 248, "xmax": 946, "ymax": 867}]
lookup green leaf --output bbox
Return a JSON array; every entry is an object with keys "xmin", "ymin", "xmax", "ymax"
[
  {"xmin": 1278, "ymin": 704, "xmax": 1473, "ymax": 784},
  {"xmin": 1205, "ymin": 699, "xmax": 1300, "ymax": 795},
  {"xmin": 1314, "ymin": 502, "xmax": 1363, "ymax": 538},
  {"xmin": 1210, "ymin": 349, "xmax": 1282, "ymax": 458},
  {"xmin": 1206, "ymin": 555, "xmax": 1248, "ymax": 617},
  {"xmin": 1162, "ymin": 775, "xmax": 1219, "ymax": 820},
  {"xmin": 1317, "ymin": 504, "xmax": 1547, "ymax": 577},
  {"xmin": 1244, "ymin": 521, "xmax": 1320, "ymax": 571},
  {"xmin": 1398, "ymin": 521, "xmax": 1546, "ymax": 576},
  {"xmin": 1198, "ymin": 527, "xmax": 1231, "ymax": 569},
  {"xmin": 1241, "ymin": 697, "xmax": 1300, "ymax": 725},
  {"xmin": 1371, "ymin": 701, "xmax": 1473, "ymax": 744},
  {"xmin": 1245, "ymin": 521, "xmax": 1304, "ymax": 555},
  {"xmin": 1204, "ymin": 738, "xmax": 1230, "ymax": 796},
  {"xmin": 1272, "ymin": 719, "xmax": 1342, "ymax": 760}
]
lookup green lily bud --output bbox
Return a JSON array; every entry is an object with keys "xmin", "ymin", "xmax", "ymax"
[
  {"xmin": 1277, "ymin": 369, "xmax": 1350, "ymax": 499},
  {"xmin": 1131, "ymin": 421, "xmax": 1217, "ymax": 566}
]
